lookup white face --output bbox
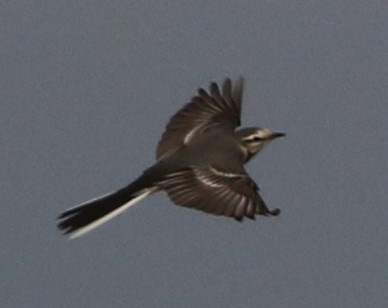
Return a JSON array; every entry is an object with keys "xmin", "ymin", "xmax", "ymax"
[
  {"xmin": 253, "ymin": 128, "xmax": 274, "ymax": 140},
  {"xmin": 241, "ymin": 128, "xmax": 274, "ymax": 143},
  {"xmin": 240, "ymin": 128, "xmax": 284, "ymax": 159},
  {"xmin": 237, "ymin": 127, "xmax": 284, "ymax": 162}
]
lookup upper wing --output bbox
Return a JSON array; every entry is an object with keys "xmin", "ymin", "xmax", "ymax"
[
  {"xmin": 156, "ymin": 77, "xmax": 244, "ymax": 161},
  {"xmin": 159, "ymin": 166, "xmax": 280, "ymax": 221}
]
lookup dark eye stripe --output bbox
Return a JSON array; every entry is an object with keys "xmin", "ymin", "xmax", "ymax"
[{"xmin": 242, "ymin": 136, "xmax": 263, "ymax": 142}]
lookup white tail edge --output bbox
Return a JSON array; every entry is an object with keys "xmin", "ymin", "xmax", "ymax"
[{"xmin": 68, "ymin": 189, "xmax": 154, "ymax": 239}]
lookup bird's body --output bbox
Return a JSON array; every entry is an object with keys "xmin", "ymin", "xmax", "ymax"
[{"xmin": 57, "ymin": 78, "xmax": 285, "ymax": 238}]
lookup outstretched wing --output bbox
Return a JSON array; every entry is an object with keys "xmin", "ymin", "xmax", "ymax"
[
  {"xmin": 156, "ymin": 77, "xmax": 244, "ymax": 161},
  {"xmin": 159, "ymin": 166, "xmax": 280, "ymax": 221}
]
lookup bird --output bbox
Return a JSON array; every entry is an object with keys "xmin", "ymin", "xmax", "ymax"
[{"xmin": 57, "ymin": 77, "xmax": 285, "ymax": 238}]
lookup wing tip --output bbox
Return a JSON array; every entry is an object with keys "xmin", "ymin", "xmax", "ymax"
[{"xmin": 269, "ymin": 208, "xmax": 281, "ymax": 216}]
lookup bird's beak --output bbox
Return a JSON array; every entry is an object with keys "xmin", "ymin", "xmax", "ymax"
[{"xmin": 270, "ymin": 132, "xmax": 286, "ymax": 139}]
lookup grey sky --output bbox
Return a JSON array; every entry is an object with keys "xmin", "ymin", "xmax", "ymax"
[{"xmin": 1, "ymin": 1, "xmax": 387, "ymax": 307}]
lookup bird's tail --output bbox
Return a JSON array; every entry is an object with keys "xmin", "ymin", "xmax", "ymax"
[{"xmin": 57, "ymin": 176, "xmax": 156, "ymax": 239}]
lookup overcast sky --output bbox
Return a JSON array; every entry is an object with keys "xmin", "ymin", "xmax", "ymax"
[{"xmin": 1, "ymin": 1, "xmax": 387, "ymax": 307}]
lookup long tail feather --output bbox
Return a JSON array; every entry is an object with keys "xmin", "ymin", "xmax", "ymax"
[{"xmin": 57, "ymin": 178, "xmax": 156, "ymax": 239}]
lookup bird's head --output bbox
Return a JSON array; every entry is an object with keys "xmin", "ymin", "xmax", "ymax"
[{"xmin": 236, "ymin": 127, "xmax": 285, "ymax": 161}]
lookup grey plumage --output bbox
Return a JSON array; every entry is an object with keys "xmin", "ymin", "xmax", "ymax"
[{"xmin": 57, "ymin": 77, "xmax": 284, "ymax": 238}]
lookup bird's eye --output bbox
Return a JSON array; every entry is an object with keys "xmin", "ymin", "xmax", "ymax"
[
  {"xmin": 242, "ymin": 136, "xmax": 263, "ymax": 143},
  {"xmin": 251, "ymin": 136, "xmax": 263, "ymax": 142}
]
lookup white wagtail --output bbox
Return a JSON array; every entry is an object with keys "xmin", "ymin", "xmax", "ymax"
[{"xmin": 57, "ymin": 78, "xmax": 285, "ymax": 238}]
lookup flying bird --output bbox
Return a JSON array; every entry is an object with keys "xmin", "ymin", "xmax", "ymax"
[{"xmin": 57, "ymin": 78, "xmax": 285, "ymax": 238}]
